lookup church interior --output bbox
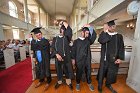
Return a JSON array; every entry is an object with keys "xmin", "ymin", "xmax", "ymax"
[{"xmin": 0, "ymin": 0, "xmax": 140, "ymax": 93}]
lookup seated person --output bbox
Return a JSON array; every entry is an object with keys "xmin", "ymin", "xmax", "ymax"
[{"xmin": 13, "ymin": 40, "xmax": 22, "ymax": 62}]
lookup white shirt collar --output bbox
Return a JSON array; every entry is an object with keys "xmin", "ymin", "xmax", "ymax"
[
  {"xmin": 78, "ymin": 37, "xmax": 85, "ymax": 40},
  {"xmin": 106, "ymin": 30, "xmax": 117, "ymax": 35},
  {"xmin": 37, "ymin": 39, "xmax": 41, "ymax": 41},
  {"xmin": 58, "ymin": 35, "xmax": 64, "ymax": 38}
]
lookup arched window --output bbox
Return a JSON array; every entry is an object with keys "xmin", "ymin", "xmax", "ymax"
[{"xmin": 8, "ymin": 1, "xmax": 18, "ymax": 18}]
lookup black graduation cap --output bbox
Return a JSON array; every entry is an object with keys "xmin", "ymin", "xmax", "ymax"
[
  {"xmin": 82, "ymin": 27, "xmax": 89, "ymax": 32},
  {"xmin": 107, "ymin": 19, "xmax": 117, "ymax": 26},
  {"xmin": 31, "ymin": 27, "xmax": 42, "ymax": 34}
]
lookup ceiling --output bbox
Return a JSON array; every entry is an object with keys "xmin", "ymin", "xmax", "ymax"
[
  {"xmin": 92, "ymin": 0, "xmax": 134, "ymax": 26},
  {"xmin": 18, "ymin": 0, "xmax": 44, "ymax": 13},
  {"xmin": 36, "ymin": 0, "xmax": 75, "ymax": 18},
  {"xmin": 18, "ymin": 0, "xmax": 75, "ymax": 20}
]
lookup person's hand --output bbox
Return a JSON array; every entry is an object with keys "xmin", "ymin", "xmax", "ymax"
[
  {"xmin": 32, "ymin": 58, "xmax": 36, "ymax": 62},
  {"xmin": 32, "ymin": 58, "xmax": 38, "ymax": 64},
  {"xmin": 115, "ymin": 59, "xmax": 122, "ymax": 64},
  {"xmin": 56, "ymin": 54, "xmax": 63, "ymax": 61},
  {"xmin": 83, "ymin": 24, "xmax": 90, "ymax": 27},
  {"xmin": 59, "ymin": 21, "xmax": 68, "ymax": 28},
  {"xmin": 59, "ymin": 21, "xmax": 63, "ymax": 27},
  {"xmin": 72, "ymin": 59, "xmax": 75, "ymax": 65},
  {"xmin": 62, "ymin": 21, "xmax": 68, "ymax": 28}
]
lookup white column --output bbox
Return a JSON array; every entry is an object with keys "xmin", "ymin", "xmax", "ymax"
[
  {"xmin": 23, "ymin": 0, "xmax": 29, "ymax": 23},
  {"xmin": 127, "ymin": 7, "xmax": 140, "ymax": 92},
  {"xmin": 71, "ymin": 15, "xmax": 74, "ymax": 29},
  {"xmin": 76, "ymin": 5, "xmax": 81, "ymax": 39},
  {"xmin": 78, "ymin": 8, "xmax": 81, "ymax": 25},
  {"xmin": 46, "ymin": 13, "xmax": 49, "ymax": 28},
  {"xmin": 0, "ymin": 24, "xmax": 4, "ymax": 40},
  {"xmin": 38, "ymin": 6, "xmax": 41, "ymax": 27},
  {"xmin": 87, "ymin": 0, "xmax": 94, "ymax": 11},
  {"xmin": 74, "ymin": 14, "xmax": 77, "ymax": 27}
]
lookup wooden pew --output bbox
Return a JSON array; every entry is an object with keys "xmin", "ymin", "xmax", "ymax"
[
  {"xmin": 50, "ymin": 62, "xmax": 129, "ymax": 75},
  {"xmin": 19, "ymin": 46, "xmax": 26, "ymax": 61},
  {"xmin": 3, "ymin": 49, "xmax": 15, "ymax": 69}
]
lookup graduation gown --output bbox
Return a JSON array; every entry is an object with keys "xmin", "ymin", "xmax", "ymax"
[
  {"xmin": 71, "ymin": 30, "xmax": 96, "ymax": 83},
  {"xmin": 51, "ymin": 25, "xmax": 74, "ymax": 80},
  {"xmin": 31, "ymin": 38, "xmax": 51, "ymax": 79},
  {"xmin": 97, "ymin": 31, "xmax": 124, "ymax": 85},
  {"xmin": 51, "ymin": 25, "xmax": 72, "ymax": 62}
]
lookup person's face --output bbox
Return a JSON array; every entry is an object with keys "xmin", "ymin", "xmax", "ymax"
[
  {"xmin": 108, "ymin": 25, "xmax": 116, "ymax": 32},
  {"xmin": 15, "ymin": 40, "xmax": 19, "ymax": 45},
  {"xmin": 85, "ymin": 31, "xmax": 89, "ymax": 37},
  {"xmin": 81, "ymin": 30, "xmax": 89, "ymax": 37},
  {"xmin": 35, "ymin": 33, "xmax": 42, "ymax": 39},
  {"xmin": 81, "ymin": 31, "xmax": 85, "ymax": 37}
]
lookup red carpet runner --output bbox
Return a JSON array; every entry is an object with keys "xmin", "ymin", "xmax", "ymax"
[{"xmin": 0, "ymin": 57, "xmax": 32, "ymax": 93}]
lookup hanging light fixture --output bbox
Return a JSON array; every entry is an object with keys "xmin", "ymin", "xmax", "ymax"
[
  {"xmin": 127, "ymin": 22, "xmax": 135, "ymax": 29},
  {"xmin": 126, "ymin": 17, "xmax": 135, "ymax": 29},
  {"xmin": 53, "ymin": 0, "xmax": 58, "ymax": 25}
]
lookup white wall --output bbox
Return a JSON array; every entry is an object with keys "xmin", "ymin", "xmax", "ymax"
[
  {"xmin": 3, "ymin": 29, "xmax": 13, "ymax": 40},
  {"xmin": 3, "ymin": 29, "xmax": 25, "ymax": 40},
  {"xmin": 0, "ymin": 24, "xmax": 4, "ymax": 40},
  {"xmin": 116, "ymin": 25, "xmax": 135, "ymax": 46}
]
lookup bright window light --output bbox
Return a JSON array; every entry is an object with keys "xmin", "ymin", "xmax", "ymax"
[
  {"xmin": 13, "ymin": 29, "xmax": 19, "ymax": 39},
  {"xmin": 8, "ymin": 1, "xmax": 18, "ymax": 18}
]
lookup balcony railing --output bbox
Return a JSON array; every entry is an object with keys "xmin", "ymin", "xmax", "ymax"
[{"xmin": 0, "ymin": 5, "xmax": 35, "ymax": 26}]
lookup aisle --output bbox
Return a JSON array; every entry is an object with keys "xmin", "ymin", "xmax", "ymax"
[{"xmin": 0, "ymin": 57, "xmax": 32, "ymax": 93}]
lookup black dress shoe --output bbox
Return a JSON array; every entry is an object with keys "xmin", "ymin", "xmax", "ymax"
[
  {"xmin": 106, "ymin": 84, "xmax": 117, "ymax": 93},
  {"xmin": 68, "ymin": 84, "xmax": 73, "ymax": 90},
  {"xmin": 54, "ymin": 83, "xmax": 61, "ymax": 89},
  {"xmin": 35, "ymin": 82, "xmax": 42, "ymax": 88},
  {"xmin": 62, "ymin": 79, "xmax": 66, "ymax": 85}
]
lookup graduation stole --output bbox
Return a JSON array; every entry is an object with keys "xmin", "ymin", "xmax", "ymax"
[
  {"xmin": 36, "ymin": 50, "xmax": 42, "ymax": 63},
  {"xmin": 35, "ymin": 38, "xmax": 45, "ymax": 63}
]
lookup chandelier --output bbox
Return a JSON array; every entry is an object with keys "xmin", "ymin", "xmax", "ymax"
[
  {"xmin": 53, "ymin": 0, "xmax": 58, "ymax": 25},
  {"xmin": 127, "ymin": 22, "xmax": 135, "ymax": 29}
]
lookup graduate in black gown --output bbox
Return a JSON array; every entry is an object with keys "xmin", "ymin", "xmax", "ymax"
[
  {"xmin": 51, "ymin": 21, "xmax": 73, "ymax": 90},
  {"xmin": 97, "ymin": 20, "xmax": 125, "ymax": 93},
  {"xmin": 71, "ymin": 25, "xmax": 96, "ymax": 91},
  {"xmin": 31, "ymin": 27, "xmax": 52, "ymax": 90}
]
